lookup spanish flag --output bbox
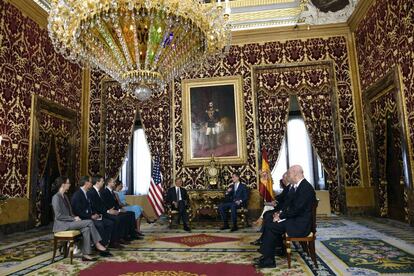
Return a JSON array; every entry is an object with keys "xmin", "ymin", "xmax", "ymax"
[{"xmin": 259, "ymin": 149, "xmax": 274, "ymax": 202}]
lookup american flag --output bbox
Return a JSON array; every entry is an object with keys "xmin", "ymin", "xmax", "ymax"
[{"xmin": 148, "ymin": 155, "xmax": 164, "ymax": 217}]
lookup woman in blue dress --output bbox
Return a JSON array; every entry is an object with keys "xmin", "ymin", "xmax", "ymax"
[{"xmin": 114, "ymin": 181, "xmax": 156, "ymax": 236}]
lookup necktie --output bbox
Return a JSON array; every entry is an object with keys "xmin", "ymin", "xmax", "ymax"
[
  {"xmin": 177, "ymin": 188, "xmax": 181, "ymax": 201},
  {"xmin": 234, "ymin": 184, "xmax": 238, "ymax": 195}
]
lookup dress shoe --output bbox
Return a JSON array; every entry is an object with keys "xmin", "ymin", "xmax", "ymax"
[
  {"xmin": 253, "ymin": 256, "xmax": 264, "ymax": 263},
  {"xmin": 136, "ymin": 231, "xmax": 145, "ymax": 237},
  {"xmin": 119, "ymin": 239, "xmax": 130, "ymax": 245},
  {"xmin": 220, "ymin": 225, "xmax": 230, "ymax": 230},
  {"xmin": 230, "ymin": 226, "xmax": 238, "ymax": 232},
  {"xmin": 146, "ymin": 219, "xmax": 157, "ymax": 224},
  {"xmin": 183, "ymin": 226, "xmax": 191, "ymax": 232},
  {"xmin": 82, "ymin": 256, "xmax": 97, "ymax": 262},
  {"xmin": 108, "ymin": 242, "xmax": 123, "ymax": 249},
  {"xmin": 99, "ymin": 251, "xmax": 113, "ymax": 257},
  {"xmin": 135, "ymin": 235, "xmax": 144, "ymax": 240},
  {"xmin": 250, "ymin": 239, "xmax": 262, "ymax": 246},
  {"xmin": 254, "ymin": 258, "xmax": 276, "ymax": 268}
]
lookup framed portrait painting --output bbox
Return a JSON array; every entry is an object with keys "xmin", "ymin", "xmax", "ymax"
[{"xmin": 182, "ymin": 76, "xmax": 247, "ymax": 166}]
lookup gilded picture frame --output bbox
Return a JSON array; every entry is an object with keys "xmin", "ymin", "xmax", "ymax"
[{"xmin": 182, "ymin": 76, "xmax": 247, "ymax": 166}]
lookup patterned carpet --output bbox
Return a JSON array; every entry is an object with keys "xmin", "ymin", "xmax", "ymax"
[{"xmin": 1, "ymin": 216, "xmax": 414, "ymax": 276}]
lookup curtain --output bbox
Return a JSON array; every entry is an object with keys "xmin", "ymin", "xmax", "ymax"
[
  {"xmin": 257, "ymin": 81, "xmax": 290, "ymax": 170},
  {"xmin": 138, "ymin": 88, "xmax": 172, "ymax": 188},
  {"xmin": 255, "ymin": 64, "xmax": 343, "ymax": 213},
  {"xmin": 103, "ymin": 84, "xmax": 137, "ymax": 179},
  {"xmin": 296, "ymin": 85, "xmax": 339, "ymax": 212}
]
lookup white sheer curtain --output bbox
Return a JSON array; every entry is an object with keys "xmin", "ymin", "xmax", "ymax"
[
  {"xmin": 133, "ymin": 128, "xmax": 152, "ymax": 195},
  {"xmin": 271, "ymin": 139, "xmax": 287, "ymax": 193},
  {"xmin": 286, "ymin": 118, "xmax": 314, "ymax": 184},
  {"xmin": 271, "ymin": 117, "xmax": 315, "ymax": 188}
]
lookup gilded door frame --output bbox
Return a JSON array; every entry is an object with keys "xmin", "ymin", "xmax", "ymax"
[
  {"xmin": 362, "ymin": 66, "xmax": 412, "ymax": 218},
  {"xmin": 27, "ymin": 95, "xmax": 78, "ymax": 221}
]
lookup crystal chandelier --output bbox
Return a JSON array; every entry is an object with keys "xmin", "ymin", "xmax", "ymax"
[{"xmin": 48, "ymin": 0, "xmax": 231, "ymax": 101}]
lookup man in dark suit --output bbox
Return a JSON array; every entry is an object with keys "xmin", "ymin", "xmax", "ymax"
[
  {"xmin": 51, "ymin": 176, "xmax": 110, "ymax": 261},
  {"xmin": 101, "ymin": 178, "xmax": 139, "ymax": 240},
  {"xmin": 218, "ymin": 172, "xmax": 249, "ymax": 231},
  {"xmin": 166, "ymin": 179, "xmax": 191, "ymax": 232},
  {"xmin": 71, "ymin": 176, "xmax": 114, "ymax": 249},
  {"xmin": 255, "ymin": 165, "xmax": 317, "ymax": 268},
  {"xmin": 251, "ymin": 171, "xmax": 293, "ymax": 246},
  {"xmin": 87, "ymin": 175, "xmax": 127, "ymax": 248}
]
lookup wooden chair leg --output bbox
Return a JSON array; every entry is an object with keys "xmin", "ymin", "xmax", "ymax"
[
  {"xmin": 52, "ymin": 238, "xmax": 57, "ymax": 263},
  {"xmin": 63, "ymin": 241, "xmax": 69, "ymax": 258},
  {"xmin": 68, "ymin": 241, "xmax": 74, "ymax": 264},
  {"xmin": 300, "ymin": 241, "xmax": 309, "ymax": 255},
  {"xmin": 286, "ymin": 240, "xmax": 292, "ymax": 269},
  {"xmin": 309, "ymin": 241, "xmax": 318, "ymax": 268}
]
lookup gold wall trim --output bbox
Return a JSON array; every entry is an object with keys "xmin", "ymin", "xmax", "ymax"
[
  {"xmin": 7, "ymin": 0, "xmax": 48, "ymax": 28},
  {"xmin": 230, "ymin": 7, "xmax": 302, "ymax": 22},
  {"xmin": 346, "ymin": 186, "xmax": 375, "ymax": 207},
  {"xmin": 171, "ymin": 80, "xmax": 177, "ymax": 183},
  {"xmin": 347, "ymin": 0, "xmax": 376, "ymax": 32},
  {"xmin": 346, "ymin": 32, "xmax": 370, "ymax": 187},
  {"xmin": 229, "ymin": 0, "xmax": 296, "ymax": 8},
  {"xmin": 231, "ymin": 23, "xmax": 350, "ymax": 45},
  {"xmin": 80, "ymin": 67, "xmax": 91, "ymax": 176}
]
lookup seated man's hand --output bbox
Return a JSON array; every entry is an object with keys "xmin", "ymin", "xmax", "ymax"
[
  {"xmin": 108, "ymin": 208, "xmax": 119, "ymax": 215},
  {"xmin": 91, "ymin": 214, "xmax": 100, "ymax": 220},
  {"xmin": 173, "ymin": 201, "xmax": 178, "ymax": 208},
  {"xmin": 226, "ymin": 187, "xmax": 232, "ymax": 193},
  {"xmin": 272, "ymin": 212, "xmax": 280, "ymax": 222},
  {"xmin": 74, "ymin": 216, "xmax": 81, "ymax": 221},
  {"xmin": 235, "ymin": 200, "xmax": 241, "ymax": 206}
]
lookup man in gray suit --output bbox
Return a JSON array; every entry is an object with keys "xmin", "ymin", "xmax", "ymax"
[{"xmin": 52, "ymin": 176, "xmax": 111, "ymax": 261}]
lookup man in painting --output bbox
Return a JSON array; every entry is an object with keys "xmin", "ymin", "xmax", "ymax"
[{"xmin": 205, "ymin": 101, "xmax": 220, "ymax": 150}]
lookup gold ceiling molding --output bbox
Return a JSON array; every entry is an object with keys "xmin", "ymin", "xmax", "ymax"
[
  {"xmin": 7, "ymin": 0, "xmax": 48, "ymax": 28},
  {"xmin": 228, "ymin": 0, "xmax": 296, "ymax": 8},
  {"xmin": 231, "ymin": 22, "xmax": 350, "ymax": 45},
  {"xmin": 230, "ymin": 7, "xmax": 302, "ymax": 22},
  {"xmin": 347, "ymin": 0, "xmax": 376, "ymax": 31}
]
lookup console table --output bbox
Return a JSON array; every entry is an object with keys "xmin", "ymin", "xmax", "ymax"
[{"xmin": 187, "ymin": 190, "xmax": 226, "ymax": 219}]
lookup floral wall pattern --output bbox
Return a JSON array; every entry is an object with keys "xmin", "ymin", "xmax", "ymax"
[
  {"xmin": 355, "ymin": 0, "xmax": 413, "ymax": 224},
  {"xmin": 255, "ymin": 64, "xmax": 345, "ymax": 212},
  {"xmin": 88, "ymin": 73, "xmax": 172, "ymax": 188},
  {"xmin": 174, "ymin": 36, "xmax": 361, "ymax": 190},
  {"xmin": 0, "ymin": 0, "xmax": 82, "ymax": 198}
]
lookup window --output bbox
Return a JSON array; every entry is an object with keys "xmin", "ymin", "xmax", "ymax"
[
  {"xmin": 119, "ymin": 126, "xmax": 152, "ymax": 195},
  {"xmin": 271, "ymin": 97, "xmax": 326, "ymax": 191}
]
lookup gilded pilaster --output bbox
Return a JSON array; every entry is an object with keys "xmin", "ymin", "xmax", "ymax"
[
  {"xmin": 80, "ymin": 67, "xmax": 91, "ymax": 176},
  {"xmin": 346, "ymin": 32, "xmax": 370, "ymax": 187}
]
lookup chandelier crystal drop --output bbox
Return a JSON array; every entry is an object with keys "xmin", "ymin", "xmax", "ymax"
[{"xmin": 48, "ymin": 0, "xmax": 231, "ymax": 101}]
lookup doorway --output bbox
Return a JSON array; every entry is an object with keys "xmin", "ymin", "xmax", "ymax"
[
  {"xmin": 385, "ymin": 116, "xmax": 405, "ymax": 221},
  {"xmin": 363, "ymin": 67, "xmax": 411, "ymax": 222}
]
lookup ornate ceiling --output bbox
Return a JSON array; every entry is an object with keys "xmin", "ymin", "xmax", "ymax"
[{"xmin": 32, "ymin": 0, "xmax": 357, "ymax": 30}]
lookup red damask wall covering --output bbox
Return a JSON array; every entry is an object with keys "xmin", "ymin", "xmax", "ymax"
[
  {"xmin": 355, "ymin": 0, "xmax": 413, "ymax": 222},
  {"xmin": 0, "ymin": 0, "xmax": 82, "ymax": 197},
  {"xmin": 174, "ymin": 37, "xmax": 361, "ymax": 196},
  {"xmin": 356, "ymin": 0, "xmax": 413, "ymax": 146}
]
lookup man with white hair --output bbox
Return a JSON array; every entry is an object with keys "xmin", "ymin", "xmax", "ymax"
[{"xmin": 254, "ymin": 165, "xmax": 316, "ymax": 268}]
